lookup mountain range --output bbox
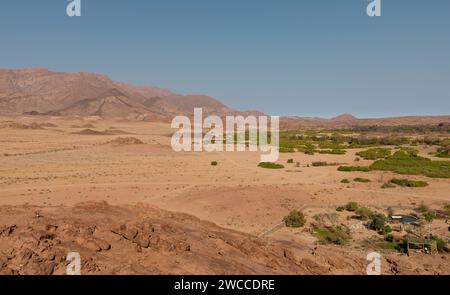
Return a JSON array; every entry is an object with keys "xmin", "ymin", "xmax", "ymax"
[{"xmin": 1, "ymin": 68, "xmax": 449, "ymax": 127}]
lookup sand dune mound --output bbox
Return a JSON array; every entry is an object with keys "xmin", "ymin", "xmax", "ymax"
[
  {"xmin": 108, "ymin": 137, "xmax": 145, "ymax": 145},
  {"xmin": 73, "ymin": 128, "xmax": 130, "ymax": 136},
  {"xmin": 74, "ymin": 129, "xmax": 110, "ymax": 136}
]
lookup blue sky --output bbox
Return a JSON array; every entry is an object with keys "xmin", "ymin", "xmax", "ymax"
[{"xmin": 0, "ymin": 0, "xmax": 449, "ymax": 117}]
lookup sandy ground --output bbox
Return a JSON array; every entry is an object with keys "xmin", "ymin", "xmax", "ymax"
[{"xmin": 1, "ymin": 117, "xmax": 449, "ymax": 274}]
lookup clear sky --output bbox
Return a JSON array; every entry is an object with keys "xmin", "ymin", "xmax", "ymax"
[{"xmin": 0, "ymin": 0, "xmax": 449, "ymax": 117}]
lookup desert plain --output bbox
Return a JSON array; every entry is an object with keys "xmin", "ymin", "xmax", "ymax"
[{"xmin": 1, "ymin": 116, "xmax": 449, "ymax": 275}]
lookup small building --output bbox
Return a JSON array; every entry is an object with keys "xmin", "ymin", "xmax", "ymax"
[{"xmin": 405, "ymin": 236, "xmax": 438, "ymax": 255}]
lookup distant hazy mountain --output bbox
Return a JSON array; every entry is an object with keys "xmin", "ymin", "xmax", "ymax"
[
  {"xmin": 0, "ymin": 68, "xmax": 244, "ymax": 120},
  {"xmin": 1, "ymin": 68, "xmax": 448, "ymax": 126}
]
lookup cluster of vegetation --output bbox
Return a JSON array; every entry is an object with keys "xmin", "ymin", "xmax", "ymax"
[
  {"xmin": 368, "ymin": 213, "xmax": 392, "ymax": 236},
  {"xmin": 283, "ymin": 210, "xmax": 306, "ymax": 228},
  {"xmin": 313, "ymin": 213, "xmax": 338, "ymax": 225},
  {"xmin": 279, "ymin": 147, "xmax": 295, "ymax": 153},
  {"xmin": 279, "ymin": 131, "xmax": 413, "ymax": 155},
  {"xmin": 435, "ymin": 147, "xmax": 450, "ymax": 158},
  {"xmin": 350, "ymin": 124, "xmax": 450, "ymax": 134},
  {"xmin": 287, "ymin": 159, "xmax": 294, "ymax": 164},
  {"xmin": 341, "ymin": 179, "xmax": 350, "ymax": 184},
  {"xmin": 337, "ymin": 202, "xmax": 393, "ymax": 237},
  {"xmin": 381, "ymin": 182, "xmax": 396, "ymax": 189},
  {"xmin": 336, "ymin": 201, "xmax": 359, "ymax": 212},
  {"xmin": 337, "ymin": 166, "xmax": 371, "ymax": 172},
  {"xmin": 314, "ymin": 226, "xmax": 351, "ymax": 245},
  {"xmin": 371, "ymin": 150, "xmax": 450, "ymax": 178},
  {"xmin": 389, "ymin": 178, "xmax": 428, "ymax": 188},
  {"xmin": 339, "ymin": 150, "xmax": 450, "ymax": 178},
  {"xmin": 211, "ymin": 161, "xmax": 218, "ymax": 166},
  {"xmin": 356, "ymin": 148, "xmax": 391, "ymax": 160},
  {"xmin": 311, "ymin": 161, "xmax": 339, "ymax": 167},
  {"xmin": 234, "ymin": 128, "xmax": 448, "ymax": 158},
  {"xmin": 318, "ymin": 149, "xmax": 346, "ymax": 155},
  {"xmin": 353, "ymin": 177, "xmax": 371, "ymax": 183},
  {"xmin": 258, "ymin": 162, "xmax": 285, "ymax": 169},
  {"xmin": 415, "ymin": 203, "xmax": 436, "ymax": 223},
  {"xmin": 355, "ymin": 206, "xmax": 375, "ymax": 220}
]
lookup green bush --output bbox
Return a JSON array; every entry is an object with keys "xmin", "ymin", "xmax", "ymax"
[
  {"xmin": 381, "ymin": 182, "xmax": 396, "ymax": 189},
  {"xmin": 435, "ymin": 147, "xmax": 450, "ymax": 158},
  {"xmin": 211, "ymin": 161, "xmax": 218, "ymax": 166},
  {"xmin": 287, "ymin": 159, "xmax": 294, "ymax": 164},
  {"xmin": 390, "ymin": 178, "xmax": 428, "ymax": 187},
  {"xmin": 312, "ymin": 161, "xmax": 332, "ymax": 167},
  {"xmin": 354, "ymin": 177, "xmax": 371, "ymax": 183},
  {"xmin": 314, "ymin": 226, "xmax": 351, "ymax": 245},
  {"xmin": 368, "ymin": 214, "xmax": 392, "ymax": 235},
  {"xmin": 431, "ymin": 235, "xmax": 449, "ymax": 253},
  {"xmin": 258, "ymin": 162, "xmax": 284, "ymax": 169},
  {"xmin": 344, "ymin": 202, "xmax": 359, "ymax": 212},
  {"xmin": 283, "ymin": 210, "xmax": 306, "ymax": 228},
  {"xmin": 385, "ymin": 234, "xmax": 395, "ymax": 243},
  {"xmin": 356, "ymin": 207, "xmax": 374, "ymax": 220},
  {"xmin": 341, "ymin": 179, "xmax": 350, "ymax": 184},
  {"xmin": 357, "ymin": 148, "xmax": 391, "ymax": 160},
  {"xmin": 415, "ymin": 202, "xmax": 430, "ymax": 213},
  {"xmin": 423, "ymin": 211, "xmax": 435, "ymax": 223},
  {"xmin": 338, "ymin": 166, "xmax": 371, "ymax": 172},
  {"xmin": 280, "ymin": 147, "xmax": 295, "ymax": 153},
  {"xmin": 318, "ymin": 149, "xmax": 346, "ymax": 155}
]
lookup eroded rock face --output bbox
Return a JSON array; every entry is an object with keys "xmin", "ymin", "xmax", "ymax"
[
  {"xmin": 0, "ymin": 202, "xmax": 448, "ymax": 275},
  {"xmin": 0, "ymin": 202, "xmax": 307, "ymax": 275}
]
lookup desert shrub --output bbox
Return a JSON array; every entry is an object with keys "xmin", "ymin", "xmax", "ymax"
[
  {"xmin": 318, "ymin": 149, "xmax": 346, "ymax": 155},
  {"xmin": 444, "ymin": 203, "xmax": 450, "ymax": 215},
  {"xmin": 430, "ymin": 235, "xmax": 449, "ymax": 253},
  {"xmin": 398, "ymin": 147, "xmax": 419, "ymax": 156},
  {"xmin": 313, "ymin": 213, "xmax": 338, "ymax": 225},
  {"xmin": 415, "ymin": 204, "xmax": 436, "ymax": 223},
  {"xmin": 337, "ymin": 166, "xmax": 371, "ymax": 172},
  {"xmin": 287, "ymin": 159, "xmax": 294, "ymax": 164},
  {"xmin": 283, "ymin": 210, "xmax": 306, "ymax": 228},
  {"xmin": 353, "ymin": 177, "xmax": 371, "ymax": 183},
  {"xmin": 258, "ymin": 162, "xmax": 284, "ymax": 169},
  {"xmin": 423, "ymin": 211, "xmax": 435, "ymax": 222},
  {"xmin": 355, "ymin": 207, "xmax": 374, "ymax": 220},
  {"xmin": 415, "ymin": 202, "xmax": 430, "ymax": 214},
  {"xmin": 314, "ymin": 226, "xmax": 351, "ymax": 245},
  {"xmin": 357, "ymin": 148, "xmax": 391, "ymax": 160},
  {"xmin": 211, "ymin": 161, "xmax": 218, "ymax": 166},
  {"xmin": 341, "ymin": 179, "xmax": 350, "ymax": 184},
  {"xmin": 336, "ymin": 206, "xmax": 345, "ymax": 212},
  {"xmin": 385, "ymin": 234, "xmax": 395, "ymax": 243},
  {"xmin": 280, "ymin": 147, "xmax": 295, "ymax": 153},
  {"xmin": 435, "ymin": 147, "xmax": 450, "ymax": 158},
  {"xmin": 368, "ymin": 214, "xmax": 392, "ymax": 235},
  {"xmin": 312, "ymin": 161, "xmax": 328, "ymax": 167},
  {"xmin": 390, "ymin": 178, "xmax": 428, "ymax": 188},
  {"xmin": 381, "ymin": 182, "xmax": 396, "ymax": 189},
  {"xmin": 386, "ymin": 207, "xmax": 395, "ymax": 217},
  {"xmin": 344, "ymin": 202, "xmax": 359, "ymax": 212}
]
